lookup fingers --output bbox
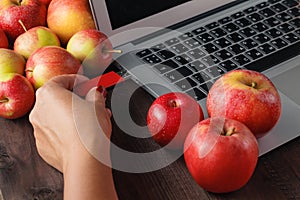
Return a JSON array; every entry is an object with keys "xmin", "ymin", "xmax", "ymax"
[{"xmin": 47, "ymin": 74, "xmax": 89, "ymax": 91}]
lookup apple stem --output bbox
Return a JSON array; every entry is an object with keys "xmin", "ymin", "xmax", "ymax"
[
  {"xmin": 251, "ymin": 82, "xmax": 257, "ymax": 89},
  {"xmin": 103, "ymin": 49, "xmax": 122, "ymax": 54},
  {"xmin": 169, "ymin": 100, "xmax": 178, "ymax": 108},
  {"xmin": 18, "ymin": 20, "xmax": 28, "ymax": 32},
  {"xmin": 225, "ymin": 127, "xmax": 235, "ymax": 136},
  {"xmin": 0, "ymin": 98, "xmax": 9, "ymax": 103}
]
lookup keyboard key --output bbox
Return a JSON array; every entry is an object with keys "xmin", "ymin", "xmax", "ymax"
[
  {"xmin": 222, "ymin": 22, "xmax": 240, "ymax": 32},
  {"xmin": 165, "ymin": 38, "xmax": 180, "ymax": 46},
  {"xmin": 226, "ymin": 32, "xmax": 244, "ymax": 43},
  {"xmin": 202, "ymin": 55, "xmax": 220, "ymax": 66},
  {"xmin": 264, "ymin": 17, "xmax": 281, "ymax": 27},
  {"xmin": 283, "ymin": 32, "xmax": 300, "ymax": 43},
  {"xmin": 136, "ymin": 49, "xmax": 152, "ymax": 58},
  {"xmin": 289, "ymin": 18, "xmax": 300, "ymax": 28},
  {"xmin": 214, "ymin": 37, "xmax": 232, "ymax": 48},
  {"xmin": 215, "ymin": 49, "xmax": 233, "ymax": 60},
  {"xmin": 175, "ymin": 77, "xmax": 197, "ymax": 91},
  {"xmin": 247, "ymin": 13, "xmax": 264, "ymax": 23},
  {"xmin": 275, "ymin": 12, "xmax": 293, "ymax": 22},
  {"xmin": 241, "ymin": 38, "xmax": 259, "ymax": 49},
  {"xmin": 232, "ymin": 54, "xmax": 251, "ymax": 66},
  {"xmin": 282, "ymin": 0, "xmax": 299, "ymax": 7},
  {"xmin": 205, "ymin": 22, "xmax": 219, "ymax": 30},
  {"xmin": 205, "ymin": 66, "xmax": 225, "ymax": 78},
  {"xmin": 219, "ymin": 60, "xmax": 239, "ymax": 71},
  {"xmin": 187, "ymin": 60, "xmax": 207, "ymax": 72},
  {"xmin": 231, "ymin": 11, "xmax": 245, "ymax": 19},
  {"xmin": 174, "ymin": 54, "xmax": 192, "ymax": 65},
  {"xmin": 228, "ymin": 44, "xmax": 246, "ymax": 55},
  {"xmin": 164, "ymin": 67, "xmax": 193, "ymax": 82},
  {"xmin": 157, "ymin": 49, "xmax": 176, "ymax": 60},
  {"xmin": 243, "ymin": 6, "xmax": 257, "ymax": 14},
  {"xmin": 196, "ymin": 33, "xmax": 215, "ymax": 43},
  {"xmin": 199, "ymin": 81, "xmax": 214, "ymax": 93},
  {"xmin": 143, "ymin": 54, "xmax": 162, "ymax": 64},
  {"xmin": 218, "ymin": 16, "xmax": 232, "ymax": 24},
  {"xmin": 191, "ymin": 27, "xmax": 206, "ymax": 35},
  {"xmin": 151, "ymin": 43, "xmax": 166, "ymax": 51},
  {"xmin": 277, "ymin": 23, "xmax": 295, "ymax": 33},
  {"xmin": 187, "ymin": 88, "xmax": 207, "ymax": 101},
  {"xmin": 170, "ymin": 43, "xmax": 189, "ymax": 54},
  {"xmin": 187, "ymin": 48, "xmax": 206, "ymax": 59},
  {"xmin": 271, "ymin": 38, "xmax": 289, "ymax": 48},
  {"xmin": 271, "ymin": 3, "xmax": 288, "ymax": 13},
  {"xmin": 253, "ymin": 33, "xmax": 271, "ymax": 44},
  {"xmin": 245, "ymin": 49, "xmax": 264, "ymax": 60},
  {"xmin": 259, "ymin": 8, "xmax": 276, "ymax": 18},
  {"xmin": 255, "ymin": 2, "xmax": 270, "ymax": 9},
  {"xmin": 154, "ymin": 60, "xmax": 179, "ymax": 73},
  {"xmin": 251, "ymin": 22, "xmax": 269, "ymax": 32},
  {"xmin": 184, "ymin": 38, "xmax": 201, "ymax": 48},
  {"xmin": 202, "ymin": 43, "xmax": 219, "ymax": 53},
  {"xmin": 239, "ymin": 27, "xmax": 257, "ymax": 37},
  {"xmin": 210, "ymin": 27, "xmax": 227, "ymax": 38},
  {"xmin": 178, "ymin": 32, "xmax": 194, "ymax": 40},
  {"xmin": 235, "ymin": 17, "xmax": 252, "ymax": 27},
  {"xmin": 287, "ymin": 7, "xmax": 300, "ymax": 17},
  {"xmin": 258, "ymin": 43, "xmax": 276, "ymax": 54},
  {"xmin": 266, "ymin": 28, "xmax": 283, "ymax": 38},
  {"xmin": 192, "ymin": 71, "xmax": 211, "ymax": 84}
]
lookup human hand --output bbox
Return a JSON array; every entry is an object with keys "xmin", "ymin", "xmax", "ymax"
[{"xmin": 29, "ymin": 74, "xmax": 112, "ymax": 172}]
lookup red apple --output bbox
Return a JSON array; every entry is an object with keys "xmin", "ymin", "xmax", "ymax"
[
  {"xmin": 0, "ymin": 48, "xmax": 25, "ymax": 75},
  {"xmin": 0, "ymin": 73, "xmax": 35, "ymax": 119},
  {"xmin": 39, "ymin": 0, "xmax": 52, "ymax": 6},
  {"xmin": 47, "ymin": 0, "xmax": 96, "ymax": 45},
  {"xmin": 14, "ymin": 26, "xmax": 61, "ymax": 59},
  {"xmin": 0, "ymin": 0, "xmax": 47, "ymax": 43},
  {"xmin": 67, "ymin": 29, "xmax": 114, "ymax": 78},
  {"xmin": 25, "ymin": 46, "xmax": 82, "ymax": 89},
  {"xmin": 0, "ymin": 30, "xmax": 9, "ymax": 48},
  {"xmin": 184, "ymin": 117, "xmax": 258, "ymax": 193},
  {"xmin": 147, "ymin": 92, "xmax": 204, "ymax": 149},
  {"xmin": 207, "ymin": 69, "xmax": 281, "ymax": 138}
]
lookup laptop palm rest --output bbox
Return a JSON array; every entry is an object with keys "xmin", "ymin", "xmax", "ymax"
[{"xmin": 258, "ymin": 65, "xmax": 300, "ymax": 156}]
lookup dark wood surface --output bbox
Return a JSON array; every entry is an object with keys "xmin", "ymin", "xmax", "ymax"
[{"xmin": 1, "ymin": 78, "xmax": 300, "ymax": 200}]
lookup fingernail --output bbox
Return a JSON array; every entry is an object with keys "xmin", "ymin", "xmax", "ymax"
[{"xmin": 96, "ymin": 85, "xmax": 107, "ymax": 98}]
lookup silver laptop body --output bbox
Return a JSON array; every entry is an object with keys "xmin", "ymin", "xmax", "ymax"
[{"xmin": 89, "ymin": 0, "xmax": 300, "ymax": 156}]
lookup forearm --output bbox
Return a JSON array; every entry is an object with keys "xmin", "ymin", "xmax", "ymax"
[{"xmin": 63, "ymin": 143, "xmax": 118, "ymax": 200}]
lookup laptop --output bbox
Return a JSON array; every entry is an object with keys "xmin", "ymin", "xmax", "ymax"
[{"xmin": 88, "ymin": 0, "xmax": 300, "ymax": 156}]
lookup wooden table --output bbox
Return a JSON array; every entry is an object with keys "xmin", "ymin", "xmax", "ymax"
[{"xmin": 1, "ymin": 78, "xmax": 300, "ymax": 200}]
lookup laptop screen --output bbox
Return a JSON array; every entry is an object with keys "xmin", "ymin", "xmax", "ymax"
[{"xmin": 105, "ymin": 0, "xmax": 191, "ymax": 30}]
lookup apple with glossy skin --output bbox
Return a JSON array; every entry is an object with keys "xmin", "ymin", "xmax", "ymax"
[
  {"xmin": 147, "ymin": 92, "xmax": 204, "ymax": 149},
  {"xmin": 14, "ymin": 26, "xmax": 61, "ymax": 59},
  {"xmin": 0, "ymin": 0, "xmax": 47, "ymax": 43},
  {"xmin": 47, "ymin": 0, "xmax": 96, "ymax": 45},
  {"xmin": 207, "ymin": 69, "xmax": 281, "ymax": 138},
  {"xmin": 67, "ymin": 29, "xmax": 114, "ymax": 78},
  {"xmin": 0, "ymin": 73, "xmax": 35, "ymax": 119},
  {"xmin": 25, "ymin": 46, "xmax": 82, "ymax": 89},
  {"xmin": 184, "ymin": 117, "xmax": 258, "ymax": 193},
  {"xmin": 0, "ymin": 48, "xmax": 25, "ymax": 75},
  {"xmin": 0, "ymin": 30, "xmax": 9, "ymax": 48}
]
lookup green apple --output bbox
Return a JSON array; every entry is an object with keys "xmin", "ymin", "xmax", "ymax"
[
  {"xmin": 0, "ymin": 48, "xmax": 25, "ymax": 75},
  {"xmin": 14, "ymin": 25, "xmax": 61, "ymax": 59}
]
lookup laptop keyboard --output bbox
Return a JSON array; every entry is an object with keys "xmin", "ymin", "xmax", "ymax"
[{"xmin": 135, "ymin": 0, "xmax": 300, "ymax": 101}]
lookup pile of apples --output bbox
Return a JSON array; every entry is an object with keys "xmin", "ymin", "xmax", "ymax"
[
  {"xmin": 0, "ymin": 0, "xmax": 114, "ymax": 119},
  {"xmin": 147, "ymin": 69, "xmax": 282, "ymax": 193}
]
